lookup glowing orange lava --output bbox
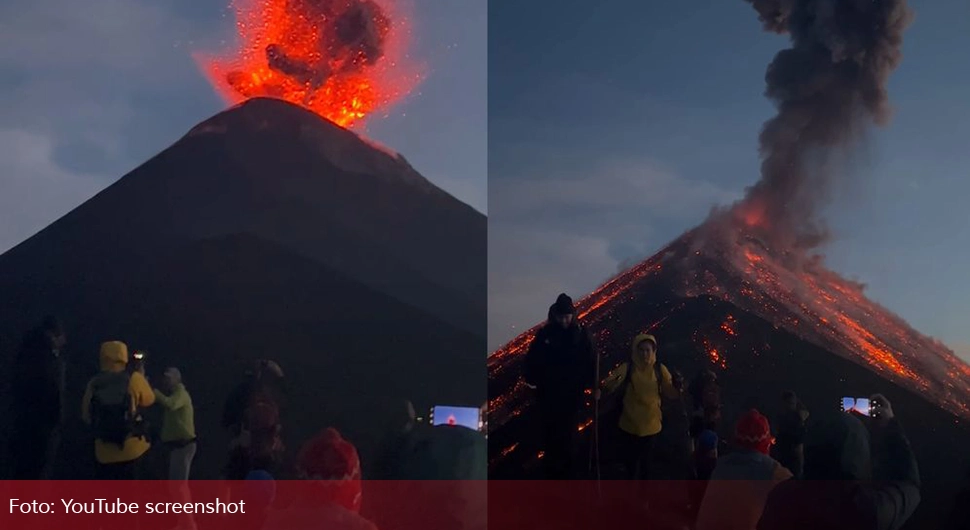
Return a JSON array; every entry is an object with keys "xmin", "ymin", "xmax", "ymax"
[
  {"xmin": 486, "ymin": 218, "xmax": 970, "ymax": 472},
  {"xmin": 197, "ymin": 0, "xmax": 421, "ymax": 128}
]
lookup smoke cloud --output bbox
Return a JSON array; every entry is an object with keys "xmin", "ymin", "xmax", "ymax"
[
  {"xmin": 228, "ymin": 0, "xmax": 390, "ymax": 94},
  {"xmin": 736, "ymin": 0, "xmax": 914, "ymax": 253}
]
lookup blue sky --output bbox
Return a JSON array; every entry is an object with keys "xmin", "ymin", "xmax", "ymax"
[
  {"xmin": 488, "ymin": 0, "xmax": 970, "ymax": 364},
  {"xmin": 0, "ymin": 0, "xmax": 486, "ymax": 254}
]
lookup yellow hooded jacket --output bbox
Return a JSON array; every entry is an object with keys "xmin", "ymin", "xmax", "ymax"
[
  {"xmin": 603, "ymin": 334, "xmax": 678, "ymax": 437},
  {"xmin": 81, "ymin": 341, "xmax": 155, "ymax": 464}
]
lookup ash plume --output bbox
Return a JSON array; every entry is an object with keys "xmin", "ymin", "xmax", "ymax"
[{"xmin": 735, "ymin": 0, "xmax": 914, "ymax": 254}]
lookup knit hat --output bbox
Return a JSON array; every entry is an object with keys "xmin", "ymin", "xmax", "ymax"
[
  {"xmin": 297, "ymin": 428, "xmax": 362, "ymax": 513},
  {"xmin": 550, "ymin": 293, "xmax": 576, "ymax": 316},
  {"xmin": 735, "ymin": 409, "xmax": 773, "ymax": 455}
]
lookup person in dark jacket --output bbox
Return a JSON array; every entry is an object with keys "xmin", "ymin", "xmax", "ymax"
[
  {"xmin": 524, "ymin": 293, "xmax": 595, "ymax": 479},
  {"xmin": 373, "ymin": 400, "xmax": 419, "ymax": 479},
  {"xmin": 948, "ymin": 467, "xmax": 970, "ymax": 530},
  {"xmin": 389, "ymin": 423, "xmax": 488, "ymax": 530},
  {"xmin": 772, "ymin": 390, "xmax": 808, "ymax": 479},
  {"xmin": 689, "ymin": 369, "xmax": 722, "ymax": 445},
  {"xmin": 10, "ymin": 316, "xmax": 67, "ymax": 479},
  {"xmin": 757, "ymin": 394, "xmax": 920, "ymax": 530},
  {"xmin": 222, "ymin": 359, "xmax": 286, "ymax": 436}
]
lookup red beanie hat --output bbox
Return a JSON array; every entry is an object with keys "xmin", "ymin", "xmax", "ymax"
[
  {"xmin": 297, "ymin": 428, "xmax": 363, "ymax": 513},
  {"xmin": 734, "ymin": 409, "xmax": 773, "ymax": 455}
]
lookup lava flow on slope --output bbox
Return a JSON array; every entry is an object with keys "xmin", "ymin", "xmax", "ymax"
[
  {"xmin": 197, "ymin": 0, "xmax": 421, "ymax": 128},
  {"xmin": 488, "ymin": 218, "xmax": 970, "ymax": 443}
]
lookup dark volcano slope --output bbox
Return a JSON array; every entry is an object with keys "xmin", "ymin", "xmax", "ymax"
[
  {"xmin": 0, "ymin": 97, "xmax": 486, "ymax": 478},
  {"xmin": 23, "ymin": 233, "xmax": 481, "ymax": 479},
  {"xmin": 0, "ymin": 98, "xmax": 485, "ymax": 337},
  {"xmin": 488, "ymin": 296, "xmax": 969, "ymax": 529}
]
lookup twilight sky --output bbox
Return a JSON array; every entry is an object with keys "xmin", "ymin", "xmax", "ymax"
[
  {"xmin": 0, "ymin": 0, "xmax": 486, "ymax": 254},
  {"xmin": 488, "ymin": 0, "xmax": 970, "ymax": 364}
]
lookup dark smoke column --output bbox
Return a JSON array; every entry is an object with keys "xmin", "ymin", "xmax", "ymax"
[{"xmin": 739, "ymin": 0, "xmax": 914, "ymax": 252}]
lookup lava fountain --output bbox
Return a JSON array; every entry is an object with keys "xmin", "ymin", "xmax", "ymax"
[{"xmin": 197, "ymin": 0, "xmax": 422, "ymax": 128}]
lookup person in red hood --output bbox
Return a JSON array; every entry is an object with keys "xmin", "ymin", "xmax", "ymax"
[{"xmin": 262, "ymin": 428, "xmax": 377, "ymax": 530}]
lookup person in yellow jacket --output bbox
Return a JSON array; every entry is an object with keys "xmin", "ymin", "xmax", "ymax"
[
  {"xmin": 600, "ymin": 334, "xmax": 680, "ymax": 481},
  {"xmin": 81, "ymin": 341, "xmax": 155, "ymax": 479}
]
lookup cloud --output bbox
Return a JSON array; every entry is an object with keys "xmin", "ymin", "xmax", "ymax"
[
  {"xmin": 488, "ymin": 156, "xmax": 740, "ymax": 350},
  {"xmin": 0, "ymin": 129, "xmax": 103, "ymax": 253},
  {"xmin": 492, "ymin": 157, "xmax": 740, "ymax": 222},
  {"xmin": 488, "ymin": 223, "xmax": 617, "ymax": 350},
  {"xmin": 0, "ymin": 0, "xmax": 224, "ymax": 250}
]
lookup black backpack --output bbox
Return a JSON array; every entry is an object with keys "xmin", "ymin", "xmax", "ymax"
[{"xmin": 89, "ymin": 371, "xmax": 135, "ymax": 447}]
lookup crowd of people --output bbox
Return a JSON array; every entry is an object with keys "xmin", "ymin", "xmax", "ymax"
[
  {"xmin": 522, "ymin": 292, "xmax": 965, "ymax": 530},
  {"xmin": 7, "ymin": 316, "xmax": 487, "ymax": 530}
]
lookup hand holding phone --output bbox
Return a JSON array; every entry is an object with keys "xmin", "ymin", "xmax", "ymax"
[{"xmin": 870, "ymin": 394, "xmax": 895, "ymax": 424}]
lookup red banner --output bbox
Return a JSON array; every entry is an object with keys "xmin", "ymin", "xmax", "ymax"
[
  {"xmin": 0, "ymin": 480, "xmax": 486, "ymax": 530},
  {"xmin": 1, "ymin": 480, "xmax": 956, "ymax": 529}
]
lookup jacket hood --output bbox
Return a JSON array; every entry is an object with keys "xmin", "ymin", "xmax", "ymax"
[
  {"xmin": 630, "ymin": 334, "xmax": 658, "ymax": 368},
  {"xmin": 99, "ymin": 341, "xmax": 129, "ymax": 372},
  {"xmin": 804, "ymin": 412, "xmax": 871, "ymax": 480}
]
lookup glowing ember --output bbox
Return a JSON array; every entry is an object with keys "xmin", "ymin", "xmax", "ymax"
[
  {"xmin": 499, "ymin": 443, "xmax": 519, "ymax": 459},
  {"xmin": 697, "ymin": 334, "xmax": 728, "ymax": 369},
  {"xmin": 197, "ymin": 0, "xmax": 421, "ymax": 128},
  {"xmin": 488, "ymin": 221, "xmax": 970, "ymax": 454}
]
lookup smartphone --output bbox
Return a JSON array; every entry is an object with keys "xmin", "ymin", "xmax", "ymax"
[
  {"xmin": 841, "ymin": 397, "xmax": 873, "ymax": 417},
  {"xmin": 429, "ymin": 405, "xmax": 483, "ymax": 431}
]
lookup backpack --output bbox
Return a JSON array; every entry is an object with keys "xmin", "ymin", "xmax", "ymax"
[
  {"xmin": 89, "ymin": 371, "xmax": 135, "ymax": 447},
  {"xmin": 238, "ymin": 389, "xmax": 283, "ymax": 456}
]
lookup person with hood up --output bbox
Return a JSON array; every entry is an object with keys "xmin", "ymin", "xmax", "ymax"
[
  {"xmin": 599, "ymin": 333, "xmax": 679, "ymax": 482},
  {"xmin": 155, "ymin": 367, "xmax": 197, "ymax": 530},
  {"xmin": 262, "ymin": 428, "xmax": 377, "ymax": 530},
  {"xmin": 524, "ymin": 293, "xmax": 596, "ymax": 479},
  {"xmin": 757, "ymin": 394, "xmax": 920, "ymax": 530},
  {"xmin": 695, "ymin": 409, "xmax": 792, "ymax": 530},
  {"xmin": 81, "ymin": 341, "xmax": 156, "ymax": 479},
  {"xmin": 154, "ymin": 367, "xmax": 196, "ymax": 480},
  {"xmin": 11, "ymin": 316, "xmax": 68, "ymax": 479}
]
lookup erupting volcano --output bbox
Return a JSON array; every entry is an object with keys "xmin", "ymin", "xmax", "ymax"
[
  {"xmin": 198, "ymin": 0, "xmax": 421, "ymax": 128},
  {"xmin": 488, "ymin": 1, "xmax": 970, "ymax": 518}
]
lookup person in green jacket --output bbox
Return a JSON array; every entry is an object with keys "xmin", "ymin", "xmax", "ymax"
[{"xmin": 154, "ymin": 367, "xmax": 197, "ymax": 480}]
